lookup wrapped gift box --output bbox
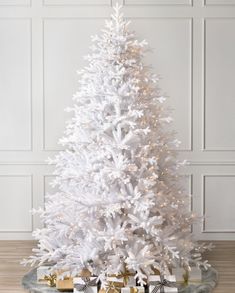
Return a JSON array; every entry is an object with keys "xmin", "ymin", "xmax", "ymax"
[
  {"xmin": 108, "ymin": 272, "xmax": 135, "ymax": 287},
  {"xmin": 56, "ymin": 275, "xmax": 74, "ymax": 292},
  {"xmin": 121, "ymin": 286, "xmax": 145, "ymax": 293},
  {"xmin": 149, "ymin": 275, "xmax": 177, "ymax": 293},
  {"xmin": 73, "ymin": 277, "xmax": 97, "ymax": 293}
]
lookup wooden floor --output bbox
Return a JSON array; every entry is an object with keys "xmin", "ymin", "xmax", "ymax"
[{"xmin": 0, "ymin": 241, "xmax": 234, "ymax": 292}]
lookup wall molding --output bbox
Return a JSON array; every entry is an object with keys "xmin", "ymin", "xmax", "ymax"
[
  {"xmin": 130, "ymin": 17, "xmax": 193, "ymax": 152},
  {"xmin": 43, "ymin": 0, "xmax": 111, "ymax": 6},
  {"xmin": 202, "ymin": 18, "xmax": 235, "ymax": 152},
  {"xmin": 124, "ymin": 0, "xmax": 192, "ymax": 6},
  {"xmin": 0, "ymin": 174, "xmax": 33, "ymax": 233},
  {"xmin": 202, "ymin": 174, "xmax": 235, "ymax": 233},
  {"xmin": 204, "ymin": 0, "xmax": 235, "ymax": 6},
  {"xmin": 0, "ymin": 0, "xmax": 31, "ymax": 6},
  {"xmin": 0, "ymin": 18, "xmax": 32, "ymax": 152}
]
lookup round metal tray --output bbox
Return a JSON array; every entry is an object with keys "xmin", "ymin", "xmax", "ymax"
[{"xmin": 22, "ymin": 267, "xmax": 218, "ymax": 293}]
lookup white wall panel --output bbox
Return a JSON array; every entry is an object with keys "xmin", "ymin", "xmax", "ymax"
[
  {"xmin": 125, "ymin": 0, "xmax": 191, "ymax": 5},
  {"xmin": 0, "ymin": 19, "xmax": 31, "ymax": 150},
  {"xmin": 43, "ymin": 0, "xmax": 110, "ymax": 5},
  {"xmin": 0, "ymin": 0, "xmax": 30, "ymax": 5},
  {"xmin": 131, "ymin": 18, "xmax": 192, "ymax": 150},
  {"xmin": 205, "ymin": 0, "xmax": 235, "ymax": 5},
  {"xmin": 203, "ymin": 175, "xmax": 235, "ymax": 232},
  {"xmin": 43, "ymin": 19, "xmax": 104, "ymax": 150},
  {"xmin": 0, "ymin": 175, "xmax": 32, "ymax": 232},
  {"xmin": 204, "ymin": 19, "xmax": 235, "ymax": 150}
]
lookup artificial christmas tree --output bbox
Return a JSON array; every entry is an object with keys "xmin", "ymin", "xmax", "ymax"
[{"xmin": 23, "ymin": 4, "xmax": 213, "ymax": 290}]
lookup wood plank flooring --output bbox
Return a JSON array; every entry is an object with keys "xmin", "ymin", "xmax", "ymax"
[{"xmin": 0, "ymin": 241, "xmax": 234, "ymax": 292}]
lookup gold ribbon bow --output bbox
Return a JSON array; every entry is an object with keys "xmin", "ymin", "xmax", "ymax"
[
  {"xmin": 115, "ymin": 267, "xmax": 134, "ymax": 286},
  {"xmin": 43, "ymin": 274, "xmax": 57, "ymax": 287},
  {"xmin": 106, "ymin": 281, "xmax": 123, "ymax": 293},
  {"xmin": 130, "ymin": 287, "xmax": 139, "ymax": 293}
]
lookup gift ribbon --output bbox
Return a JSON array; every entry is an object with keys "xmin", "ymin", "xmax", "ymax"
[
  {"xmin": 40, "ymin": 274, "xmax": 57, "ymax": 287},
  {"xmin": 149, "ymin": 275, "xmax": 177, "ymax": 293},
  {"xmin": 106, "ymin": 281, "xmax": 123, "ymax": 293},
  {"xmin": 130, "ymin": 287, "xmax": 139, "ymax": 293},
  {"xmin": 75, "ymin": 277, "xmax": 97, "ymax": 293},
  {"xmin": 114, "ymin": 267, "xmax": 134, "ymax": 286}
]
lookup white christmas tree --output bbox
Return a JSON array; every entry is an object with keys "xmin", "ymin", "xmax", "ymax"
[{"xmin": 24, "ymin": 4, "xmax": 211, "ymax": 285}]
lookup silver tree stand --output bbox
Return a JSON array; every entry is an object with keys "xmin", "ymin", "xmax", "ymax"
[{"xmin": 22, "ymin": 267, "xmax": 218, "ymax": 293}]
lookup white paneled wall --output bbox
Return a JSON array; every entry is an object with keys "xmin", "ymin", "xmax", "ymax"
[{"xmin": 0, "ymin": 0, "xmax": 235, "ymax": 240}]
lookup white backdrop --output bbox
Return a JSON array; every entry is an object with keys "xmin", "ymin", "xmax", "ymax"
[{"xmin": 0, "ymin": 0, "xmax": 235, "ymax": 240}]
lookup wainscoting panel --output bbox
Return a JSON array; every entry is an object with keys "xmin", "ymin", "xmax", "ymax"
[
  {"xmin": 203, "ymin": 175, "xmax": 235, "ymax": 233},
  {"xmin": 43, "ymin": 18, "xmax": 104, "ymax": 150},
  {"xmin": 0, "ymin": 19, "xmax": 31, "ymax": 151},
  {"xmin": 204, "ymin": 18, "xmax": 235, "ymax": 150},
  {"xmin": 132, "ymin": 18, "xmax": 192, "ymax": 151},
  {"xmin": 0, "ymin": 175, "xmax": 32, "ymax": 232}
]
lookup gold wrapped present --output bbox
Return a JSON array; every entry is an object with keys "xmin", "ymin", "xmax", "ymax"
[
  {"xmin": 99, "ymin": 281, "xmax": 124, "ymax": 293},
  {"xmin": 37, "ymin": 266, "xmax": 57, "ymax": 287},
  {"xmin": 109, "ymin": 267, "xmax": 135, "ymax": 286},
  {"xmin": 121, "ymin": 286, "xmax": 144, "ymax": 293},
  {"xmin": 56, "ymin": 276, "xmax": 74, "ymax": 292},
  {"xmin": 56, "ymin": 268, "xmax": 93, "ymax": 292}
]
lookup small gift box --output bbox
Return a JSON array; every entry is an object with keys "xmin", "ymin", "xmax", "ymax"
[
  {"xmin": 73, "ymin": 277, "xmax": 98, "ymax": 293},
  {"xmin": 100, "ymin": 280, "xmax": 124, "ymax": 293},
  {"xmin": 37, "ymin": 266, "xmax": 56, "ymax": 286},
  {"xmin": 149, "ymin": 275, "xmax": 177, "ymax": 293},
  {"xmin": 56, "ymin": 274, "xmax": 74, "ymax": 292},
  {"xmin": 108, "ymin": 270, "xmax": 135, "ymax": 286},
  {"xmin": 121, "ymin": 286, "xmax": 145, "ymax": 293}
]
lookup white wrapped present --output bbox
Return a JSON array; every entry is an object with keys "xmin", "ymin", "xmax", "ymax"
[
  {"xmin": 73, "ymin": 276, "xmax": 98, "ymax": 293},
  {"xmin": 149, "ymin": 275, "xmax": 177, "ymax": 293},
  {"xmin": 121, "ymin": 286, "xmax": 144, "ymax": 293}
]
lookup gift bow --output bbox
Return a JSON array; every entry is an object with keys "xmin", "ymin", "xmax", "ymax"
[
  {"xmin": 130, "ymin": 287, "xmax": 139, "ymax": 293},
  {"xmin": 42, "ymin": 274, "xmax": 57, "ymax": 287},
  {"xmin": 115, "ymin": 268, "xmax": 134, "ymax": 286},
  {"xmin": 75, "ymin": 277, "xmax": 97, "ymax": 293},
  {"xmin": 149, "ymin": 275, "xmax": 177, "ymax": 293},
  {"xmin": 106, "ymin": 281, "xmax": 123, "ymax": 293}
]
